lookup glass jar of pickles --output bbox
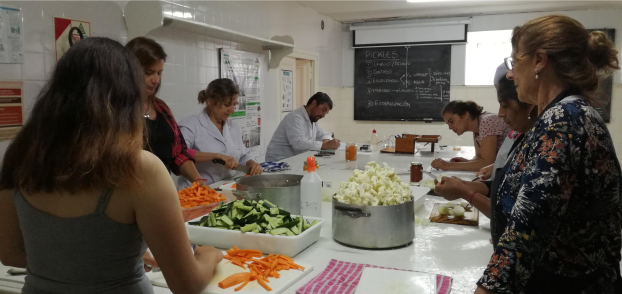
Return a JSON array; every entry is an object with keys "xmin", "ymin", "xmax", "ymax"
[
  {"xmin": 410, "ymin": 162, "xmax": 423, "ymax": 186},
  {"xmin": 345, "ymin": 142, "xmax": 357, "ymax": 161}
]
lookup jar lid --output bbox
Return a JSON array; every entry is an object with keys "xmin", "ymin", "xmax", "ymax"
[{"xmin": 411, "ymin": 162, "xmax": 422, "ymax": 166}]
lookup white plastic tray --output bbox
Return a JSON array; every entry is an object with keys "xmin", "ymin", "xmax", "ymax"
[
  {"xmin": 217, "ymin": 182, "xmax": 237, "ymax": 202},
  {"xmin": 186, "ymin": 216, "xmax": 325, "ymax": 257}
]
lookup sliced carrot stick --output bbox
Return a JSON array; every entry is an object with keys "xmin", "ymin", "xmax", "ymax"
[
  {"xmin": 234, "ymin": 279, "xmax": 250, "ymax": 292},
  {"xmin": 252, "ymin": 260, "xmax": 271, "ymax": 268},
  {"xmin": 279, "ymin": 255, "xmax": 294, "ymax": 262},
  {"xmin": 231, "ymin": 259, "xmax": 246, "ymax": 269},
  {"xmin": 227, "ymin": 249, "xmax": 263, "ymax": 256},
  {"xmin": 218, "ymin": 272, "xmax": 250, "ymax": 289},
  {"xmin": 256, "ymin": 275, "xmax": 272, "ymax": 291}
]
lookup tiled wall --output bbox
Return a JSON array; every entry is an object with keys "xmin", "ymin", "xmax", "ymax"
[
  {"xmin": 0, "ymin": 1, "xmax": 344, "ymax": 160},
  {"xmin": 320, "ymin": 85, "xmax": 622, "ymax": 155}
]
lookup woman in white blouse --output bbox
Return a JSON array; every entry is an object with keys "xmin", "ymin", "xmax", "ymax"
[{"xmin": 177, "ymin": 79, "xmax": 262, "ymax": 187}]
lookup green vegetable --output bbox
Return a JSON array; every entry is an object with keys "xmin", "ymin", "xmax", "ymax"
[
  {"xmin": 221, "ymin": 215, "xmax": 234, "ymax": 226},
  {"xmin": 269, "ymin": 228, "xmax": 289, "ymax": 235},
  {"xmin": 279, "ymin": 219, "xmax": 300, "ymax": 229},
  {"xmin": 241, "ymin": 223, "xmax": 258, "ymax": 233},
  {"xmin": 192, "ymin": 199, "xmax": 319, "ymax": 237}
]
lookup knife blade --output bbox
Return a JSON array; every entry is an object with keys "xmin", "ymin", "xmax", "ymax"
[{"xmin": 212, "ymin": 159, "xmax": 251, "ymax": 174}]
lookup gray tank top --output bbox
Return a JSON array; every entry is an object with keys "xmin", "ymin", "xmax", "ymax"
[{"xmin": 13, "ymin": 189, "xmax": 154, "ymax": 294}]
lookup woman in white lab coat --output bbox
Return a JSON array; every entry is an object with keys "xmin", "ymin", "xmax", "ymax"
[{"xmin": 177, "ymin": 78, "xmax": 262, "ymax": 187}]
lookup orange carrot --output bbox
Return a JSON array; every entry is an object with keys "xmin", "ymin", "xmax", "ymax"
[
  {"xmin": 227, "ymin": 249, "xmax": 263, "ymax": 257},
  {"xmin": 256, "ymin": 275, "xmax": 272, "ymax": 291},
  {"xmin": 231, "ymin": 259, "xmax": 246, "ymax": 269},
  {"xmin": 219, "ymin": 247, "xmax": 305, "ymax": 292},
  {"xmin": 178, "ymin": 182, "xmax": 226, "ymax": 209},
  {"xmin": 218, "ymin": 272, "xmax": 250, "ymax": 289},
  {"xmin": 234, "ymin": 278, "xmax": 250, "ymax": 291}
]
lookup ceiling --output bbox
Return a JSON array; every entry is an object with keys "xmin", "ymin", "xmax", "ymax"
[{"xmin": 297, "ymin": 1, "xmax": 622, "ymax": 23}]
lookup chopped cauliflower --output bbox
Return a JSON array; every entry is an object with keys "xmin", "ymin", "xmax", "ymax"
[{"xmin": 335, "ymin": 162, "xmax": 413, "ymax": 206}]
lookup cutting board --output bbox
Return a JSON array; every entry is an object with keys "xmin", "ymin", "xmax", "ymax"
[
  {"xmin": 354, "ymin": 267, "xmax": 436, "ymax": 294},
  {"xmin": 429, "ymin": 203, "xmax": 479, "ymax": 226},
  {"xmin": 146, "ymin": 255, "xmax": 313, "ymax": 294},
  {"xmin": 380, "ymin": 147, "xmax": 395, "ymax": 153}
]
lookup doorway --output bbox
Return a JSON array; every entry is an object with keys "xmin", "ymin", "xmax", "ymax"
[{"xmin": 277, "ymin": 50, "xmax": 318, "ymax": 122}]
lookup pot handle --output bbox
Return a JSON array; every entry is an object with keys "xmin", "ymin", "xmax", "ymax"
[
  {"xmin": 232, "ymin": 190, "xmax": 261, "ymax": 200},
  {"xmin": 334, "ymin": 206, "xmax": 371, "ymax": 218}
]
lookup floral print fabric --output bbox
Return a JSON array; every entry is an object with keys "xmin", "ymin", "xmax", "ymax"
[
  {"xmin": 478, "ymin": 94, "xmax": 622, "ymax": 293},
  {"xmin": 475, "ymin": 112, "xmax": 512, "ymax": 153}
]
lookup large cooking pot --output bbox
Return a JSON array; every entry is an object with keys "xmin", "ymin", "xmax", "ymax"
[
  {"xmin": 332, "ymin": 196, "xmax": 414, "ymax": 249},
  {"xmin": 233, "ymin": 174, "xmax": 303, "ymax": 215}
]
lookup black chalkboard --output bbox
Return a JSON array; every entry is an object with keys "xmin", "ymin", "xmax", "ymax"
[
  {"xmin": 354, "ymin": 45, "xmax": 451, "ymax": 121},
  {"xmin": 588, "ymin": 28, "xmax": 615, "ymax": 123}
]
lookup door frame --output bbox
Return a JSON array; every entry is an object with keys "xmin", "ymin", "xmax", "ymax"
[
  {"xmin": 288, "ymin": 48, "xmax": 319, "ymax": 96},
  {"xmin": 276, "ymin": 48, "xmax": 319, "ymax": 122}
]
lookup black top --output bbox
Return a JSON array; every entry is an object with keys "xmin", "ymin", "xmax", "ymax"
[{"xmin": 145, "ymin": 111, "xmax": 174, "ymax": 173}]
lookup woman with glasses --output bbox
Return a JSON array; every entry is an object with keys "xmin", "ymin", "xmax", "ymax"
[{"xmin": 474, "ymin": 15, "xmax": 622, "ymax": 294}]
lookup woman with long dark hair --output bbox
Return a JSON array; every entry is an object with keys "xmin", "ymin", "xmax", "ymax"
[
  {"xmin": 435, "ymin": 63, "xmax": 537, "ymax": 245},
  {"xmin": 432, "ymin": 100, "xmax": 511, "ymax": 172},
  {"xmin": 0, "ymin": 37, "xmax": 222, "ymax": 294},
  {"xmin": 125, "ymin": 37, "xmax": 206, "ymax": 187}
]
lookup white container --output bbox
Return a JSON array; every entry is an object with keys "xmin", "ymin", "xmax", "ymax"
[
  {"xmin": 301, "ymin": 157, "xmax": 322, "ymax": 217},
  {"xmin": 370, "ymin": 129, "xmax": 379, "ymax": 151},
  {"xmin": 217, "ymin": 182, "xmax": 237, "ymax": 202},
  {"xmin": 185, "ymin": 216, "xmax": 325, "ymax": 257}
]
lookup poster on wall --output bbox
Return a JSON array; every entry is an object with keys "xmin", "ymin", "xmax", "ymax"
[
  {"xmin": 281, "ymin": 70, "xmax": 293, "ymax": 112},
  {"xmin": 219, "ymin": 48, "xmax": 263, "ymax": 157},
  {"xmin": 54, "ymin": 17, "xmax": 91, "ymax": 61},
  {"xmin": 0, "ymin": 6, "xmax": 23, "ymax": 64},
  {"xmin": 0, "ymin": 81, "xmax": 23, "ymax": 140}
]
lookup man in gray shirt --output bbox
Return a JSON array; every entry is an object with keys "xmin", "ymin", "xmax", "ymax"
[{"xmin": 266, "ymin": 92, "xmax": 340, "ymax": 162}]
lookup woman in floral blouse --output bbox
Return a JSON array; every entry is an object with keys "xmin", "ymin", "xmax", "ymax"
[{"xmin": 475, "ymin": 15, "xmax": 622, "ymax": 294}]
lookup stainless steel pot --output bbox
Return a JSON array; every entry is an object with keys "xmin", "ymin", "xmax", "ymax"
[
  {"xmin": 332, "ymin": 196, "xmax": 415, "ymax": 249},
  {"xmin": 233, "ymin": 174, "xmax": 303, "ymax": 214}
]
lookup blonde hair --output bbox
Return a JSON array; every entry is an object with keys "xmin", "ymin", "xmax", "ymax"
[{"xmin": 512, "ymin": 15, "xmax": 619, "ymax": 99}]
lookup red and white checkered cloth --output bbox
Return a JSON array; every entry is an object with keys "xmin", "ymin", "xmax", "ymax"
[{"xmin": 296, "ymin": 259, "xmax": 452, "ymax": 294}]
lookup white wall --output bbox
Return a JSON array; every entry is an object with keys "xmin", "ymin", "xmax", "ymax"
[
  {"xmin": 331, "ymin": 8, "xmax": 622, "ymax": 153},
  {"xmin": 0, "ymin": 1, "xmax": 343, "ymax": 162}
]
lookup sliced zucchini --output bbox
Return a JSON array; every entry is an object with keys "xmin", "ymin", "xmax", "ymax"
[
  {"xmin": 241, "ymin": 223, "xmax": 258, "ymax": 233},
  {"xmin": 278, "ymin": 219, "xmax": 299, "ymax": 229},
  {"xmin": 220, "ymin": 215, "xmax": 234, "ymax": 226},
  {"xmin": 269, "ymin": 227, "xmax": 289, "ymax": 235}
]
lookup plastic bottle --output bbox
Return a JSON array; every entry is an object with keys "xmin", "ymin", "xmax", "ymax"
[
  {"xmin": 370, "ymin": 129, "xmax": 379, "ymax": 151},
  {"xmin": 300, "ymin": 156, "xmax": 322, "ymax": 218}
]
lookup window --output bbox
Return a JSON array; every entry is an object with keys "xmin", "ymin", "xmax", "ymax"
[{"xmin": 465, "ymin": 30, "xmax": 513, "ymax": 85}]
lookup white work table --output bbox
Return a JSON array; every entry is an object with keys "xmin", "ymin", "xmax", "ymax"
[{"xmin": 0, "ymin": 145, "xmax": 492, "ymax": 294}]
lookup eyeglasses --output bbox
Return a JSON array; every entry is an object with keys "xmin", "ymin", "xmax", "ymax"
[{"xmin": 504, "ymin": 57, "xmax": 514, "ymax": 70}]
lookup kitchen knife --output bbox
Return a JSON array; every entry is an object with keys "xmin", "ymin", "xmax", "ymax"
[{"xmin": 212, "ymin": 159, "xmax": 251, "ymax": 174}]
